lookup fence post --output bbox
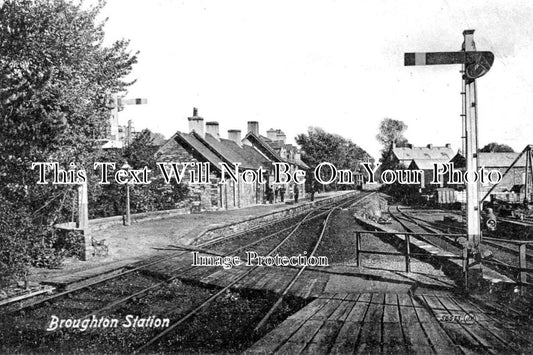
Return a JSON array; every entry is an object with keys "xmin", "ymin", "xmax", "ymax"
[
  {"xmin": 405, "ymin": 234, "xmax": 411, "ymax": 273},
  {"xmin": 355, "ymin": 232, "xmax": 361, "ymax": 267},
  {"xmin": 519, "ymin": 243, "xmax": 527, "ymax": 295},
  {"xmin": 463, "ymin": 245, "xmax": 469, "ymax": 293}
]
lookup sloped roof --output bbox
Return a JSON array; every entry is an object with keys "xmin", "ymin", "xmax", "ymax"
[
  {"xmin": 409, "ymin": 159, "xmax": 449, "ymax": 170},
  {"xmin": 243, "ymin": 131, "xmax": 284, "ymax": 162},
  {"xmin": 174, "ymin": 132, "xmax": 225, "ymax": 168},
  {"xmin": 267, "ymin": 140, "xmax": 284, "ymax": 150},
  {"xmin": 200, "ymin": 133, "xmax": 273, "ymax": 170},
  {"xmin": 219, "ymin": 138, "xmax": 257, "ymax": 168},
  {"xmin": 478, "ymin": 152, "xmax": 526, "ymax": 167},
  {"xmin": 393, "ymin": 146, "xmax": 455, "ymax": 163},
  {"xmin": 451, "ymin": 151, "xmax": 526, "ymax": 168},
  {"xmin": 242, "ymin": 144, "xmax": 272, "ymax": 169},
  {"xmin": 156, "ymin": 131, "xmax": 276, "ymax": 172},
  {"xmin": 201, "ymin": 133, "xmax": 249, "ymax": 168},
  {"xmin": 259, "ymin": 136, "xmax": 310, "ymax": 169}
]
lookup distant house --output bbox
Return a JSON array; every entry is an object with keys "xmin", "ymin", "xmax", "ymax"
[
  {"xmin": 449, "ymin": 151, "xmax": 528, "ymax": 199},
  {"xmin": 384, "ymin": 143, "xmax": 455, "ymax": 188},
  {"xmin": 390, "ymin": 143, "xmax": 455, "ymax": 168},
  {"xmin": 407, "ymin": 159, "xmax": 443, "ymax": 189}
]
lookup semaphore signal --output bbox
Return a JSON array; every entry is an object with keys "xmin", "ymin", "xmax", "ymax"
[{"xmin": 404, "ymin": 30, "xmax": 495, "ymax": 288}]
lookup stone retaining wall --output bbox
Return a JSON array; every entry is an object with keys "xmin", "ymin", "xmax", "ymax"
[
  {"xmin": 88, "ymin": 207, "xmax": 191, "ymax": 232},
  {"xmin": 195, "ymin": 191, "xmax": 364, "ymax": 245}
]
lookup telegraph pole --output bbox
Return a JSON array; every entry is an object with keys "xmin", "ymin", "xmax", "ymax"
[{"xmin": 405, "ymin": 30, "xmax": 494, "ymax": 288}]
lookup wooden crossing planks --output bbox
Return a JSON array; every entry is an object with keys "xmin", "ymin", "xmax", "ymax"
[
  {"xmin": 195, "ymin": 264, "xmax": 327, "ymax": 299},
  {"xmin": 247, "ymin": 291, "xmax": 533, "ymax": 354},
  {"xmin": 419, "ymin": 293, "xmax": 522, "ymax": 353}
]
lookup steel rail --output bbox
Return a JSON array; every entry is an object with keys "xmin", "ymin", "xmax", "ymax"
[
  {"xmin": 5, "ymin": 250, "xmax": 190, "ymax": 314},
  {"xmin": 396, "ymin": 207, "xmax": 533, "ymax": 282},
  {"xmin": 392, "ymin": 206, "xmax": 464, "ymax": 250},
  {"xmin": 39, "ymin": 208, "xmax": 322, "ymax": 343},
  {"xmin": 253, "ymin": 206, "xmax": 340, "ymax": 333},
  {"xmin": 7, "ymin": 193, "xmax": 356, "ymax": 314},
  {"xmin": 132, "ymin": 209, "xmax": 321, "ymax": 354},
  {"xmin": 201, "ymin": 192, "xmax": 360, "ymax": 247},
  {"xmin": 133, "ymin": 193, "xmax": 368, "ymax": 353},
  {"xmin": 37, "ymin": 193, "xmax": 365, "ymax": 348},
  {"xmin": 80, "ymin": 194, "xmax": 363, "ymax": 321}
]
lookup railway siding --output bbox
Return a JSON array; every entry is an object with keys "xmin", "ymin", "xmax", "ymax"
[
  {"xmin": 5, "ymin": 193, "xmax": 533, "ymax": 354},
  {"xmin": 354, "ymin": 211, "xmax": 515, "ymax": 288}
]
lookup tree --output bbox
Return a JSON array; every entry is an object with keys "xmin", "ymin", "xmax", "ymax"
[
  {"xmin": 0, "ymin": 0, "xmax": 138, "ymax": 281},
  {"xmin": 376, "ymin": 118, "xmax": 409, "ymax": 165},
  {"xmin": 88, "ymin": 129, "xmax": 189, "ymax": 218},
  {"xmin": 375, "ymin": 118, "xmax": 417, "ymax": 202},
  {"xmin": 0, "ymin": 0, "xmax": 138, "ymax": 195},
  {"xmin": 480, "ymin": 142, "xmax": 514, "ymax": 153},
  {"xmin": 376, "ymin": 118, "xmax": 408, "ymax": 151},
  {"xmin": 295, "ymin": 127, "xmax": 373, "ymax": 190}
]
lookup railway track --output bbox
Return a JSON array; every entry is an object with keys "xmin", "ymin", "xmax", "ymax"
[
  {"xmin": 398, "ymin": 207, "xmax": 533, "ymax": 260},
  {"xmin": 3, "ymin": 193, "xmax": 359, "ymax": 315},
  {"xmin": 133, "ymin": 194, "xmax": 365, "ymax": 353},
  {"xmin": 2, "ymin": 192, "xmax": 371, "ymax": 354},
  {"xmin": 390, "ymin": 206, "xmax": 533, "ymax": 283},
  {"xmin": 387, "ymin": 206, "xmax": 463, "ymax": 255}
]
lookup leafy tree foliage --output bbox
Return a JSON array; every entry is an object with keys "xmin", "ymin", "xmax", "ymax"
[
  {"xmin": 88, "ymin": 130, "xmax": 188, "ymax": 218},
  {"xmin": 376, "ymin": 118, "xmax": 409, "ymax": 162},
  {"xmin": 376, "ymin": 118, "xmax": 408, "ymax": 148},
  {"xmin": 376, "ymin": 118, "xmax": 410, "ymax": 167},
  {"xmin": 374, "ymin": 118, "xmax": 417, "ymax": 202},
  {"xmin": 0, "ymin": 0, "xmax": 138, "ymax": 282},
  {"xmin": 0, "ymin": 0, "xmax": 137, "ymax": 194},
  {"xmin": 295, "ymin": 127, "xmax": 373, "ymax": 190},
  {"xmin": 480, "ymin": 142, "xmax": 514, "ymax": 153}
]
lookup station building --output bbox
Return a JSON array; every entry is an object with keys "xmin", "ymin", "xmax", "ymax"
[{"xmin": 155, "ymin": 109, "xmax": 309, "ymax": 211}]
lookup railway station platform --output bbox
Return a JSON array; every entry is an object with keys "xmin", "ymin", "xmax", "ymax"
[
  {"xmin": 14, "ymin": 192, "xmax": 533, "ymax": 354},
  {"xmin": 28, "ymin": 190, "xmax": 355, "ymax": 288}
]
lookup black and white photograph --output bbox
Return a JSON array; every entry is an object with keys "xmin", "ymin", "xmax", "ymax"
[{"xmin": 1, "ymin": 0, "xmax": 533, "ymax": 353}]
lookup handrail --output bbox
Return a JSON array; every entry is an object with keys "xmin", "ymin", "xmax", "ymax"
[
  {"xmin": 355, "ymin": 230, "xmax": 531, "ymax": 291},
  {"xmin": 483, "ymin": 236, "xmax": 533, "ymax": 245},
  {"xmin": 353, "ymin": 229, "xmax": 466, "ymax": 238}
]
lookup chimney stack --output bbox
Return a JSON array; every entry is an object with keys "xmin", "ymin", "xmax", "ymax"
[
  {"xmin": 188, "ymin": 107, "xmax": 204, "ymax": 137},
  {"xmin": 266, "ymin": 128, "xmax": 278, "ymax": 141},
  {"xmin": 247, "ymin": 121, "xmax": 259, "ymax": 136},
  {"xmin": 276, "ymin": 131, "xmax": 286, "ymax": 144},
  {"xmin": 205, "ymin": 121, "xmax": 220, "ymax": 140},
  {"xmin": 228, "ymin": 129, "xmax": 242, "ymax": 147}
]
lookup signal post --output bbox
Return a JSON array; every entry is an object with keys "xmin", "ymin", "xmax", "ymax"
[{"xmin": 404, "ymin": 30, "xmax": 495, "ymax": 290}]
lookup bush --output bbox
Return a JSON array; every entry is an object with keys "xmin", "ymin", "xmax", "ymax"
[
  {"xmin": 53, "ymin": 229, "xmax": 85, "ymax": 259},
  {"xmin": 0, "ymin": 196, "xmax": 65, "ymax": 286}
]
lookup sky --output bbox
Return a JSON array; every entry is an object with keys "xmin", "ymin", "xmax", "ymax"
[{"xmin": 95, "ymin": 0, "xmax": 533, "ymax": 159}]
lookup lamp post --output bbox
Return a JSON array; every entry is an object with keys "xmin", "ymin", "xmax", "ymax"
[{"xmin": 122, "ymin": 162, "xmax": 131, "ymax": 226}]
